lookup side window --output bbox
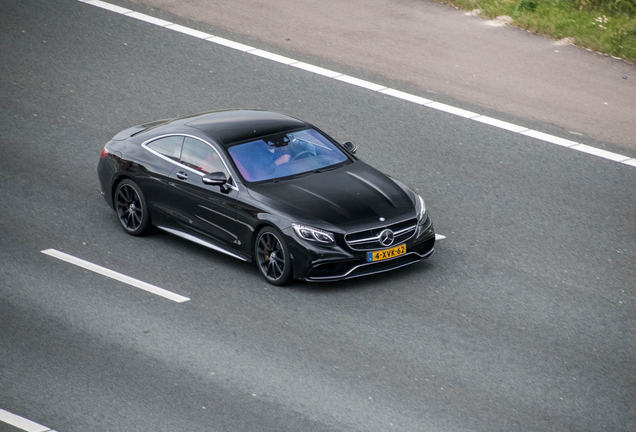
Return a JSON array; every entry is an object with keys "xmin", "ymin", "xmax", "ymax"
[
  {"xmin": 147, "ymin": 136, "xmax": 184, "ymax": 161},
  {"xmin": 181, "ymin": 137, "xmax": 227, "ymax": 175}
]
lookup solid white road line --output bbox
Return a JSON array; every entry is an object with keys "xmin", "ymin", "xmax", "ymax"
[
  {"xmin": 427, "ymin": 102, "xmax": 480, "ymax": 119},
  {"xmin": 165, "ymin": 23, "xmax": 213, "ymax": 39},
  {"xmin": 76, "ymin": 0, "xmax": 636, "ymax": 168},
  {"xmin": 206, "ymin": 36, "xmax": 255, "ymax": 52},
  {"xmin": 472, "ymin": 115, "xmax": 529, "ymax": 133},
  {"xmin": 291, "ymin": 62, "xmax": 342, "ymax": 78},
  {"xmin": 0, "ymin": 409, "xmax": 55, "ymax": 432},
  {"xmin": 334, "ymin": 75, "xmax": 388, "ymax": 91},
  {"xmin": 126, "ymin": 11, "xmax": 172, "ymax": 27},
  {"xmin": 82, "ymin": 0, "xmax": 130, "ymax": 14},
  {"xmin": 41, "ymin": 249, "xmax": 190, "ymax": 303},
  {"xmin": 250, "ymin": 49, "xmax": 298, "ymax": 65},
  {"xmin": 435, "ymin": 234, "xmax": 446, "ymax": 240},
  {"xmin": 379, "ymin": 88, "xmax": 433, "ymax": 105},
  {"xmin": 570, "ymin": 143, "xmax": 631, "ymax": 162},
  {"xmin": 520, "ymin": 129, "xmax": 579, "ymax": 147}
]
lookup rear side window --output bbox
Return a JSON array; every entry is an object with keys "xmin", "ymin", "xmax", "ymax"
[
  {"xmin": 147, "ymin": 136, "xmax": 184, "ymax": 161},
  {"xmin": 180, "ymin": 137, "xmax": 227, "ymax": 175}
]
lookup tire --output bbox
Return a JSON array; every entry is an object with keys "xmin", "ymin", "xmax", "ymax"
[
  {"xmin": 114, "ymin": 179, "xmax": 151, "ymax": 236},
  {"xmin": 255, "ymin": 226, "xmax": 292, "ymax": 286}
]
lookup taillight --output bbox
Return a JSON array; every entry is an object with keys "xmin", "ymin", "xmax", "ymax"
[{"xmin": 100, "ymin": 148, "xmax": 109, "ymax": 158}]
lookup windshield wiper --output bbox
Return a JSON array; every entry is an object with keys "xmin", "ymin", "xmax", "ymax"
[
  {"xmin": 290, "ymin": 171, "xmax": 314, "ymax": 179},
  {"xmin": 313, "ymin": 165, "xmax": 338, "ymax": 174},
  {"xmin": 282, "ymin": 166, "xmax": 339, "ymax": 181}
]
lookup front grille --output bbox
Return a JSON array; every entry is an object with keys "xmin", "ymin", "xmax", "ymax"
[{"xmin": 345, "ymin": 218, "xmax": 417, "ymax": 251}]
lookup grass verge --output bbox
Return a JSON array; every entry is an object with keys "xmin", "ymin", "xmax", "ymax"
[{"xmin": 439, "ymin": 0, "xmax": 636, "ymax": 62}]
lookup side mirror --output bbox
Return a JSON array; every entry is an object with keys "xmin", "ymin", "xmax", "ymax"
[
  {"xmin": 202, "ymin": 171, "xmax": 227, "ymax": 186},
  {"xmin": 343, "ymin": 141, "xmax": 357, "ymax": 154}
]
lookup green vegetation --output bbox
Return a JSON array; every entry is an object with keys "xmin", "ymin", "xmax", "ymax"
[{"xmin": 440, "ymin": 0, "xmax": 636, "ymax": 62}]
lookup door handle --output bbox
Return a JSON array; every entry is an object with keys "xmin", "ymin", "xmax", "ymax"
[{"xmin": 176, "ymin": 172, "xmax": 188, "ymax": 180}]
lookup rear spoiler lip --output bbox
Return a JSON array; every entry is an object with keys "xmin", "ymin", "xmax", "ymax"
[{"xmin": 111, "ymin": 118, "xmax": 174, "ymax": 141}]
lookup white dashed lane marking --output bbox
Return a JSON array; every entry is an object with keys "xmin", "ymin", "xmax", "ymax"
[
  {"xmin": 0, "ymin": 409, "xmax": 57, "ymax": 432},
  {"xmin": 41, "ymin": 249, "xmax": 190, "ymax": 303},
  {"xmin": 77, "ymin": 0, "xmax": 636, "ymax": 167}
]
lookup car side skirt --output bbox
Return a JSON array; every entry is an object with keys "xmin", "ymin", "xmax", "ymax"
[{"xmin": 157, "ymin": 226, "xmax": 248, "ymax": 261}]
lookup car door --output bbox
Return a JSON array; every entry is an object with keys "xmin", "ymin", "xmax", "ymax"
[
  {"xmin": 138, "ymin": 135, "xmax": 185, "ymax": 219},
  {"xmin": 168, "ymin": 136, "xmax": 241, "ymax": 250}
]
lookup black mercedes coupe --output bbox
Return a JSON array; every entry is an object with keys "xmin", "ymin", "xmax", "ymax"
[{"xmin": 98, "ymin": 110, "xmax": 435, "ymax": 285}]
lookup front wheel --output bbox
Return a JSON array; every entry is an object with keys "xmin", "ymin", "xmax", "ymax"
[
  {"xmin": 255, "ymin": 226, "xmax": 292, "ymax": 286},
  {"xmin": 114, "ymin": 179, "xmax": 151, "ymax": 236}
]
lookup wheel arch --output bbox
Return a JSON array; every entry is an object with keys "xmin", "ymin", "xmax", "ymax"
[
  {"xmin": 250, "ymin": 221, "xmax": 278, "ymax": 261},
  {"xmin": 110, "ymin": 174, "xmax": 135, "ymax": 209},
  {"xmin": 112, "ymin": 177, "xmax": 152, "ymax": 236},
  {"xmin": 252, "ymin": 223, "xmax": 294, "ymax": 285},
  {"xmin": 250, "ymin": 221, "xmax": 299, "ymax": 278}
]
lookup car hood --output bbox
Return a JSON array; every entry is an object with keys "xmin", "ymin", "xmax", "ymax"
[{"xmin": 247, "ymin": 161, "xmax": 415, "ymax": 227}]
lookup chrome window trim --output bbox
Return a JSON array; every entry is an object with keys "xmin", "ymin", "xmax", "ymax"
[{"xmin": 142, "ymin": 133, "xmax": 240, "ymax": 192}]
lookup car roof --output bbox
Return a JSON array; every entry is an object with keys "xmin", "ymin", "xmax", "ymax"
[{"xmin": 183, "ymin": 110, "xmax": 309, "ymax": 146}]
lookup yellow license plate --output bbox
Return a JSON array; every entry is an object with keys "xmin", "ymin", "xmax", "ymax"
[{"xmin": 367, "ymin": 244, "xmax": 406, "ymax": 262}]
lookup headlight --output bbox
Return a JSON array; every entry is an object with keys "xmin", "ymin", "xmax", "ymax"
[
  {"xmin": 292, "ymin": 223, "xmax": 336, "ymax": 246},
  {"xmin": 417, "ymin": 195, "xmax": 427, "ymax": 224}
]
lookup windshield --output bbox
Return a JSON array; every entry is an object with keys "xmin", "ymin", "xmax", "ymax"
[{"xmin": 227, "ymin": 129, "xmax": 349, "ymax": 182}]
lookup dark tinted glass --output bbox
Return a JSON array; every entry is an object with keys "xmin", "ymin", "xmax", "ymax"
[{"xmin": 147, "ymin": 136, "xmax": 184, "ymax": 161}]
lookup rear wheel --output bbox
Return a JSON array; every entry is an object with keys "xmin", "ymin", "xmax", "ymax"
[
  {"xmin": 114, "ymin": 179, "xmax": 151, "ymax": 236},
  {"xmin": 255, "ymin": 226, "xmax": 292, "ymax": 286}
]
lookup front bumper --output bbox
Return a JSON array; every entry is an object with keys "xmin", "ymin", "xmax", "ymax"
[{"xmin": 288, "ymin": 215, "xmax": 436, "ymax": 282}]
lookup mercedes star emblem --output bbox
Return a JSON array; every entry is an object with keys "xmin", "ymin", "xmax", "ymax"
[{"xmin": 379, "ymin": 229, "xmax": 394, "ymax": 247}]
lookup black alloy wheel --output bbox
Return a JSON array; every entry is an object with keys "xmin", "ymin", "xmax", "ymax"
[
  {"xmin": 255, "ymin": 227, "xmax": 292, "ymax": 285},
  {"xmin": 115, "ymin": 179, "xmax": 151, "ymax": 236}
]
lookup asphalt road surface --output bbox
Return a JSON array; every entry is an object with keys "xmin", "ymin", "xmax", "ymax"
[
  {"xmin": 130, "ymin": 0, "xmax": 636, "ymax": 152},
  {"xmin": 1, "ymin": 0, "xmax": 635, "ymax": 431}
]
